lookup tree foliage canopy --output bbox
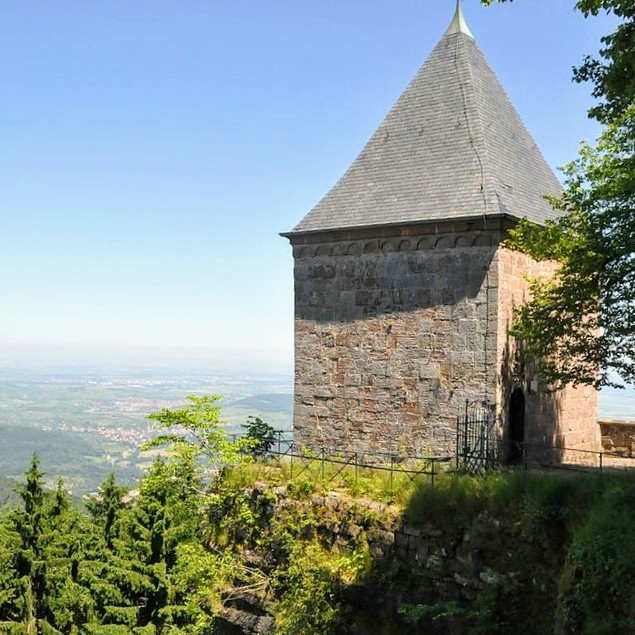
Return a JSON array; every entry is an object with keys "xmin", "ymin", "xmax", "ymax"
[
  {"xmin": 508, "ymin": 106, "xmax": 635, "ymax": 387},
  {"xmin": 143, "ymin": 394, "xmax": 252, "ymax": 482},
  {"xmin": 483, "ymin": 0, "xmax": 635, "ymax": 387}
]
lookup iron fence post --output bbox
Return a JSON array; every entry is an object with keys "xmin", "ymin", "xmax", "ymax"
[{"xmin": 456, "ymin": 416, "xmax": 460, "ymax": 471}]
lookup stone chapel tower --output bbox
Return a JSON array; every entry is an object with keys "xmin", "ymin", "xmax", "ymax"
[{"xmin": 282, "ymin": 2, "xmax": 598, "ymax": 459}]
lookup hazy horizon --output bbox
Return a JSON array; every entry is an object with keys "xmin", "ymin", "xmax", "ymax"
[{"xmin": 0, "ymin": 340, "xmax": 293, "ymax": 375}]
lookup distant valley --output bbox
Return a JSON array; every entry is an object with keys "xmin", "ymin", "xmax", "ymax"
[{"xmin": 0, "ymin": 363, "xmax": 292, "ymax": 495}]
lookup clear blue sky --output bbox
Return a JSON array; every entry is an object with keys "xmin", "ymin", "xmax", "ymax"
[{"xmin": 0, "ymin": 0, "xmax": 616, "ymax": 370}]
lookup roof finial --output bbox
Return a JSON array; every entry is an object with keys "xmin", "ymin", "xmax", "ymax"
[{"xmin": 444, "ymin": 0, "xmax": 474, "ymax": 38}]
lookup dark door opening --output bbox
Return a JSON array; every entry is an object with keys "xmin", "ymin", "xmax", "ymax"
[{"xmin": 508, "ymin": 388, "xmax": 525, "ymax": 464}]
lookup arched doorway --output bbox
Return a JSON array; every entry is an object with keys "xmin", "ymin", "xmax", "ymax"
[{"xmin": 508, "ymin": 388, "xmax": 525, "ymax": 464}]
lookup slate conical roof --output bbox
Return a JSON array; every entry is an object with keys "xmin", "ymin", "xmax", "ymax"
[{"xmin": 288, "ymin": 6, "xmax": 562, "ymax": 236}]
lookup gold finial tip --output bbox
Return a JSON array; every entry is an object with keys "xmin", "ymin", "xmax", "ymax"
[{"xmin": 444, "ymin": 0, "xmax": 474, "ymax": 38}]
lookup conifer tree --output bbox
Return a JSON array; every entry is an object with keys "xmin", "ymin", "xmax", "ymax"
[
  {"xmin": 0, "ymin": 458, "xmax": 99, "ymax": 634},
  {"xmin": 13, "ymin": 454, "xmax": 48, "ymax": 633},
  {"xmin": 86, "ymin": 472, "xmax": 127, "ymax": 551}
]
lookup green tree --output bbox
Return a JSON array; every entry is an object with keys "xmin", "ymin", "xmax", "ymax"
[
  {"xmin": 0, "ymin": 457, "xmax": 98, "ymax": 634},
  {"xmin": 86, "ymin": 472, "xmax": 127, "ymax": 551},
  {"xmin": 0, "ymin": 456, "xmax": 221, "ymax": 635},
  {"xmin": 109, "ymin": 458, "xmax": 211, "ymax": 633},
  {"xmin": 13, "ymin": 454, "xmax": 48, "ymax": 633},
  {"xmin": 572, "ymin": 0, "xmax": 635, "ymax": 124},
  {"xmin": 143, "ymin": 395, "xmax": 250, "ymax": 482},
  {"xmin": 242, "ymin": 416, "xmax": 278, "ymax": 458},
  {"xmin": 507, "ymin": 107, "xmax": 635, "ymax": 387},
  {"xmin": 482, "ymin": 0, "xmax": 635, "ymax": 387},
  {"xmin": 41, "ymin": 483, "xmax": 98, "ymax": 634}
]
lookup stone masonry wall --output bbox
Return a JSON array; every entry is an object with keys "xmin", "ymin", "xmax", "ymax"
[
  {"xmin": 599, "ymin": 420, "xmax": 635, "ymax": 456},
  {"xmin": 495, "ymin": 247, "xmax": 599, "ymax": 456},
  {"xmin": 292, "ymin": 227, "xmax": 500, "ymax": 457}
]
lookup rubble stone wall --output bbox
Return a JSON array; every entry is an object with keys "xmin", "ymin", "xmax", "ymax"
[
  {"xmin": 292, "ymin": 227, "xmax": 500, "ymax": 457},
  {"xmin": 599, "ymin": 420, "xmax": 635, "ymax": 456}
]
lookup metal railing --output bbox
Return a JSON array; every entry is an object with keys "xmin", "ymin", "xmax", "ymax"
[
  {"xmin": 231, "ymin": 432, "xmax": 635, "ymax": 484},
  {"xmin": 509, "ymin": 441, "xmax": 614, "ymax": 474},
  {"xmin": 231, "ymin": 433, "xmax": 452, "ymax": 488}
]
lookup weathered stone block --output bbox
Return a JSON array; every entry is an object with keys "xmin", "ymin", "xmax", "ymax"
[{"xmin": 420, "ymin": 363, "xmax": 440, "ymax": 380}]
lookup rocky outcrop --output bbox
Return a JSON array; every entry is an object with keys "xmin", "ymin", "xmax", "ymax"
[
  {"xmin": 212, "ymin": 480, "xmax": 567, "ymax": 634},
  {"xmin": 215, "ymin": 592, "xmax": 275, "ymax": 635}
]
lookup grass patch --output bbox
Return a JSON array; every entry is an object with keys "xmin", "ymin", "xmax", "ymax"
[{"xmin": 221, "ymin": 453, "xmax": 444, "ymax": 508}]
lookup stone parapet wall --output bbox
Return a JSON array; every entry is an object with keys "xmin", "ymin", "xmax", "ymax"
[
  {"xmin": 236, "ymin": 481, "xmax": 570, "ymax": 634},
  {"xmin": 599, "ymin": 420, "xmax": 635, "ymax": 456}
]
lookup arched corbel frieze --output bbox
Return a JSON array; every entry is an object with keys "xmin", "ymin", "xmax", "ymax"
[
  {"xmin": 346, "ymin": 242, "xmax": 362, "ymax": 256},
  {"xmin": 363, "ymin": 241, "xmax": 379, "ymax": 254},
  {"xmin": 434, "ymin": 236, "xmax": 450, "ymax": 249},
  {"xmin": 297, "ymin": 246, "xmax": 313, "ymax": 259}
]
